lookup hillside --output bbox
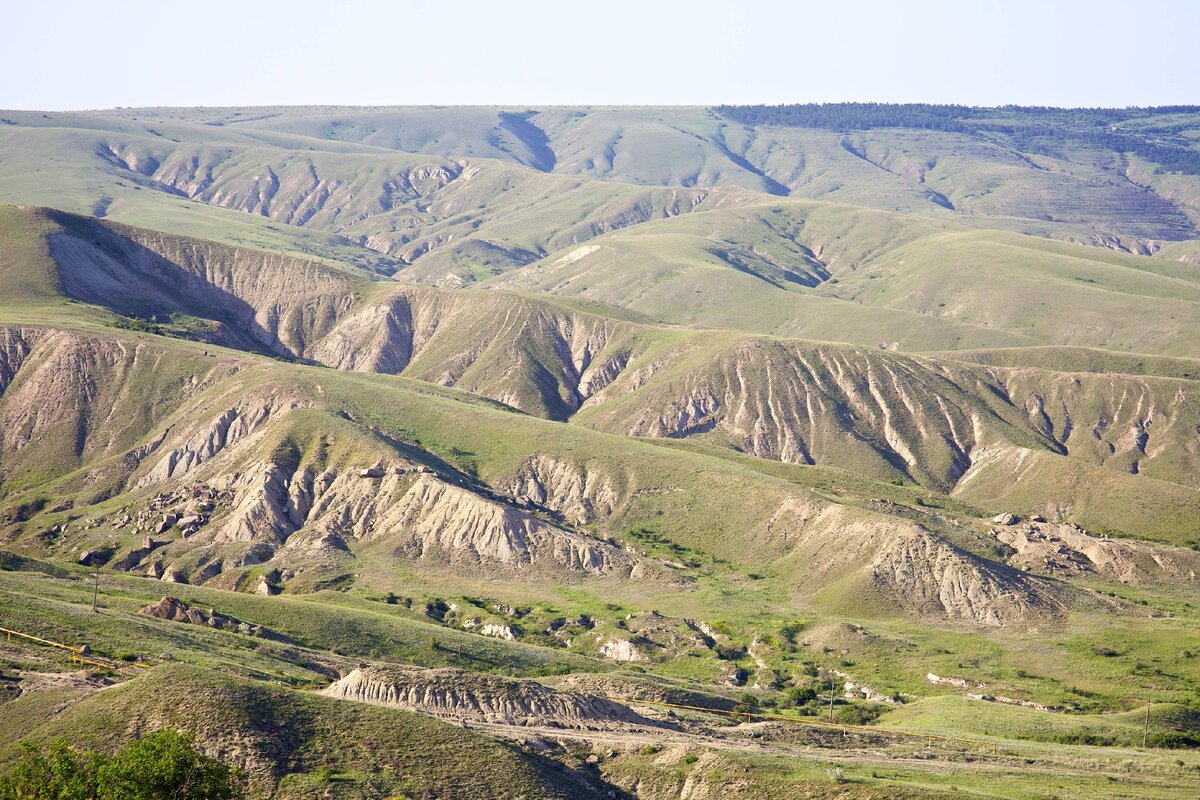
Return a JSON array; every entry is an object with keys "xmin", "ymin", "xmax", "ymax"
[{"xmin": 2, "ymin": 104, "xmax": 1200, "ymax": 799}]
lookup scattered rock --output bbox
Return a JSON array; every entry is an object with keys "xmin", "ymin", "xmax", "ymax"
[
  {"xmin": 927, "ymin": 672, "xmax": 980, "ymax": 689},
  {"xmin": 139, "ymin": 596, "xmax": 268, "ymax": 637}
]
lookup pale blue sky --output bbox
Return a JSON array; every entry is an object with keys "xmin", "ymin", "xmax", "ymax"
[{"xmin": 1, "ymin": 0, "xmax": 1195, "ymax": 110}]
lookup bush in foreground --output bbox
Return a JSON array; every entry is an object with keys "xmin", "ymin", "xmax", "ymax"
[{"xmin": 0, "ymin": 730, "xmax": 241, "ymax": 800}]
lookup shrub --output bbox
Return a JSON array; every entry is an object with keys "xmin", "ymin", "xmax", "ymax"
[
  {"xmin": 0, "ymin": 731, "xmax": 242, "ymax": 799},
  {"xmin": 837, "ymin": 704, "xmax": 884, "ymax": 726},
  {"xmin": 732, "ymin": 692, "xmax": 759, "ymax": 715},
  {"xmin": 785, "ymin": 686, "xmax": 818, "ymax": 706}
]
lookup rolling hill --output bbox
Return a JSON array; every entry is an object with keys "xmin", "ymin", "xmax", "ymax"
[{"xmin": 2, "ymin": 104, "xmax": 1200, "ymax": 799}]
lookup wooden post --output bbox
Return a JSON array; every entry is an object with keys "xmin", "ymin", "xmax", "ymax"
[
  {"xmin": 92, "ymin": 567, "xmax": 99, "ymax": 613},
  {"xmin": 1143, "ymin": 701, "xmax": 1150, "ymax": 748},
  {"xmin": 828, "ymin": 676, "xmax": 836, "ymax": 721}
]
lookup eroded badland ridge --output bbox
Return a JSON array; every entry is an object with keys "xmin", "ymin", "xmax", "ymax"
[{"xmin": 2, "ymin": 104, "xmax": 1200, "ymax": 799}]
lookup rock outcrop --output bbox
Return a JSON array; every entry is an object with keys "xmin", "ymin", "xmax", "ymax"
[
  {"xmin": 139, "ymin": 396, "xmax": 307, "ymax": 486},
  {"xmin": 993, "ymin": 520, "xmax": 1200, "ymax": 584},
  {"xmin": 323, "ymin": 666, "xmax": 656, "ymax": 730},
  {"xmin": 501, "ymin": 454, "xmax": 619, "ymax": 524},
  {"xmin": 381, "ymin": 475, "xmax": 645, "ymax": 578},
  {"xmin": 139, "ymin": 596, "xmax": 270, "ymax": 636},
  {"xmin": 767, "ymin": 496, "xmax": 1065, "ymax": 626}
]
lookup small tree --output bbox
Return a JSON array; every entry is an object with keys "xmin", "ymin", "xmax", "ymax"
[
  {"xmin": 96, "ymin": 731, "xmax": 239, "ymax": 800},
  {"xmin": 0, "ymin": 738, "xmax": 99, "ymax": 800},
  {"xmin": 0, "ymin": 732, "xmax": 240, "ymax": 800}
]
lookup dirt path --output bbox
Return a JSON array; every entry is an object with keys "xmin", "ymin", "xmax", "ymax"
[{"xmin": 466, "ymin": 718, "xmax": 1193, "ymax": 788}]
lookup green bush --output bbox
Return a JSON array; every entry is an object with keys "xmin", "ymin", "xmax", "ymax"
[
  {"xmin": 732, "ymin": 692, "xmax": 759, "ymax": 715},
  {"xmin": 784, "ymin": 686, "xmax": 818, "ymax": 706},
  {"xmin": 837, "ymin": 704, "xmax": 884, "ymax": 726},
  {"xmin": 0, "ymin": 731, "xmax": 242, "ymax": 800}
]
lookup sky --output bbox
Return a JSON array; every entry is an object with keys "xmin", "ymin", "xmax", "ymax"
[{"xmin": 1, "ymin": 0, "xmax": 1196, "ymax": 110}]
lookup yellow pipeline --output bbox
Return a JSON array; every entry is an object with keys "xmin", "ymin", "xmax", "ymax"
[
  {"xmin": 69, "ymin": 654, "xmax": 120, "ymax": 671},
  {"xmin": 0, "ymin": 625, "xmax": 83, "ymax": 653},
  {"xmin": 1, "ymin": 625, "xmax": 153, "ymax": 671}
]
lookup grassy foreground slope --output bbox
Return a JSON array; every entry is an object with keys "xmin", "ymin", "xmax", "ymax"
[{"xmin": 0, "ymin": 660, "xmax": 604, "ymax": 800}]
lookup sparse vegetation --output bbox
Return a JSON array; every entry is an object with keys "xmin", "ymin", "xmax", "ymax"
[{"xmin": 1, "ymin": 102, "xmax": 1200, "ymax": 798}]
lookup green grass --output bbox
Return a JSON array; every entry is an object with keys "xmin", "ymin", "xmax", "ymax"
[
  {"xmin": 0, "ymin": 662, "xmax": 593, "ymax": 799},
  {"xmin": 2, "ymin": 105, "xmax": 1200, "ymax": 798}
]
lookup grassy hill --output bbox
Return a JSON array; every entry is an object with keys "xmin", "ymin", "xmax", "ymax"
[{"xmin": 2, "ymin": 104, "xmax": 1200, "ymax": 799}]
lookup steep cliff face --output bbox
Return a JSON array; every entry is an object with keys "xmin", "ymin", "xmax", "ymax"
[
  {"xmin": 0, "ymin": 327, "xmax": 39, "ymax": 395},
  {"xmin": 115, "ymin": 391, "xmax": 653, "ymax": 583},
  {"xmin": 0, "ymin": 322, "xmax": 1147, "ymax": 631},
  {"xmin": 139, "ymin": 397, "xmax": 307, "ymax": 486},
  {"xmin": 0, "ymin": 326, "xmax": 234, "ymax": 494},
  {"xmin": 868, "ymin": 530, "xmax": 1065, "ymax": 627},
  {"xmin": 578, "ymin": 338, "xmax": 1039, "ymax": 490},
  {"xmin": 500, "ymin": 454, "xmax": 619, "ymax": 525},
  {"xmin": 47, "ymin": 211, "xmax": 360, "ymax": 357},
  {"xmin": 313, "ymin": 286, "xmax": 638, "ymax": 419},
  {"xmin": 575, "ymin": 335, "xmax": 1200, "ymax": 497},
  {"xmin": 323, "ymin": 666, "xmax": 655, "ymax": 729},
  {"xmin": 33, "ymin": 209, "xmax": 1200, "ymax": 502},
  {"xmin": 377, "ymin": 474, "xmax": 642, "ymax": 577}
]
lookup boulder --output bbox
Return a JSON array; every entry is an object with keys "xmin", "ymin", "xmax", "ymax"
[
  {"xmin": 599, "ymin": 639, "xmax": 647, "ymax": 663},
  {"xmin": 992, "ymin": 513, "xmax": 1018, "ymax": 526},
  {"xmin": 160, "ymin": 566, "xmax": 189, "ymax": 584},
  {"xmin": 77, "ymin": 548, "xmax": 113, "ymax": 567},
  {"xmin": 480, "ymin": 623, "xmax": 518, "ymax": 640}
]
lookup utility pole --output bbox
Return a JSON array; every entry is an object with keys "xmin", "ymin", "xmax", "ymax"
[
  {"xmin": 1143, "ymin": 700, "xmax": 1150, "ymax": 748},
  {"xmin": 92, "ymin": 567, "xmax": 99, "ymax": 613}
]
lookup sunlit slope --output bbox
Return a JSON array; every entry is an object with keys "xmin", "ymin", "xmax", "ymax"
[
  {"xmin": 491, "ymin": 200, "xmax": 1200, "ymax": 355},
  {"xmin": 0, "ymin": 113, "xmax": 760, "ymax": 285},
  {"xmin": 5, "ymin": 204, "xmax": 1200, "ymax": 544},
  {"xmin": 78, "ymin": 105, "xmax": 1200, "ymax": 246}
]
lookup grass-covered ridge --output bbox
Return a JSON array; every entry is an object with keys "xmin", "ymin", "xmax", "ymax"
[{"xmin": 2, "ymin": 103, "xmax": 1200, "ymax": 799}]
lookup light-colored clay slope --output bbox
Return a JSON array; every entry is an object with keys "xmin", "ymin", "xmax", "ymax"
[
  {"xmin": 0, "ymin": 325, "xmax": 1101, "ymax": 627},
  {"xmin": 323, "ymin": 665, "xmax": 657, "ymax": 729}
]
